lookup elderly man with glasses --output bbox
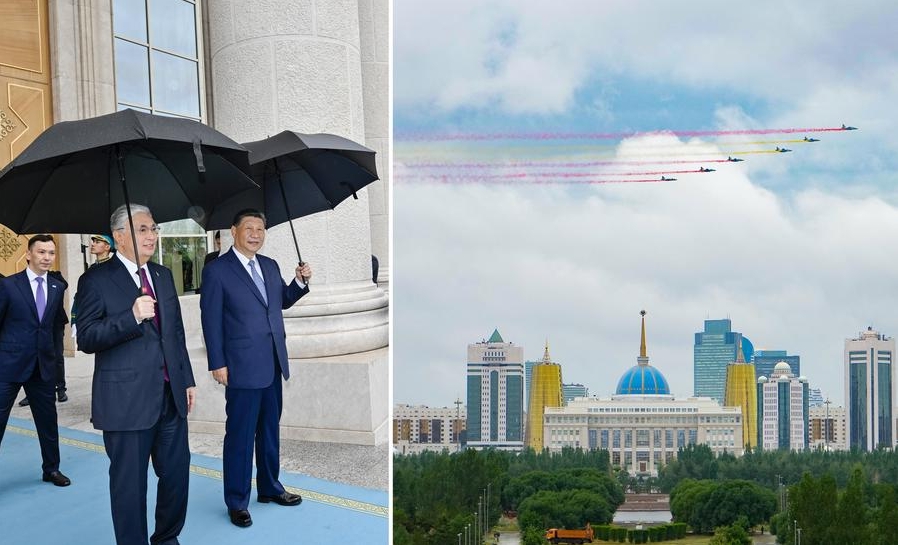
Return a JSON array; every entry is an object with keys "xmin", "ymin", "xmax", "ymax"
[{"xmin": 75, "ymin": 203, "xmax": 196, "ymax": 545}]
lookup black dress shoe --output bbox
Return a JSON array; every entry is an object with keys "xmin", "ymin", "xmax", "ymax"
[
  {"xmin": 228, "ymin": 509, "xmax": 252, "ymax": 528},
  {"xmin": 18, "ymin": 397, "xmax": 29, "ymax": 407},
  {"xmin": 258, "ymin": 491, "xmax": 302, "ymax": 506},
  {"xmin": 42, "ymin": 470, "xmax": 71, "ymax": 487},
  {"xmin": 57, "ymin": 391, "xmax": 68, "ymax": 403}
]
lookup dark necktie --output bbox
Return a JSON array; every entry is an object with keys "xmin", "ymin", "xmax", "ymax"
[
  {"xmin": 138, "ymin": 267, "xmax": 169, "ymax": 381},
  {"xmin": 35, "ymin": 277, "xmax": 46, "ymax": 321}
]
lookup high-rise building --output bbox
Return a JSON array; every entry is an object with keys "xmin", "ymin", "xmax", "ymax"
[
  {"xmin": 725, "ymin": 339, "xmax": 758, "ymax": 449},
  {"xmin": 757, "ymin": 362, "xmax": 809, "ymax": 451},
  {"xmin": 807, "ymin": 388, "xmax": 824, "ymax": 407},
  {"xmin": 845, "ymin": 327, "xmax": 896, "ymax": 451},
  {"xmin": 524, "ymin": 360, "xmax": 538, "ymax": 408},
  {"xmin": 563, "ymin": 383, "xmax": 589, "ymax": 404},
  {"xmin": 393, "ymin": 403, "xmax": 466, "ymax": 455},
  {"xmin": 753, "ymin": 350, "xmax": 801, "ymax": 384},
  {"xmin": 694, "ymin": 319, "xmax": 753, "ymax": 404},
  {"xmin": 466, "ymin": 329, "xmax": 525, "ymax": 450},
  {"xmin": 808, "ymin": 403, "xmax": 847, "ymax": 451},
  {"xmin": 526, "ymin": 342, "xmax": 564, "ymax": 451}
]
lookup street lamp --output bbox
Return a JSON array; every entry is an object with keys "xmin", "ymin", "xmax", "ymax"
[
  {"xmin": 797, "ymin": 527, "xmax": 802, "ymax": 545},
  {"xmin": 458, "ymin": 533, "xmax": 462, "ymax": 545}
]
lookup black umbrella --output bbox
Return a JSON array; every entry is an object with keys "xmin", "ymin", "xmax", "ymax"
[
  {"xmin": 204, "ymin": 131, "xmax": 379, "ymax": 263},
  {"xmin": 0, "ymin": 109, "xmax": 256, "ymax": 251}
]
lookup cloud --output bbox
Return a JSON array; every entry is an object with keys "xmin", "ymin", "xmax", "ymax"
[
  {"xmin": 395, "ymin": 1, "xmax": 898, "ymax": 118},
  {"xmin": 393, "ymin": 137, "xmax": 898, "ymax": 406}
]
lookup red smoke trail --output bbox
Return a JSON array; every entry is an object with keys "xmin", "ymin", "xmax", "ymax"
[{"xmin": 399, "ymin": 126, "xmax": 851, "ymax": 142}]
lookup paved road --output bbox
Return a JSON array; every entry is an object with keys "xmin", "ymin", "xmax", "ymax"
[{"xmin": 497, "ymin": 531, "xmax": 520, "ymax": 545}]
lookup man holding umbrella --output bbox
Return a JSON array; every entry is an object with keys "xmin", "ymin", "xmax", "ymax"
[
  {"xmin": 200, "ymin": 208, "xmax": 312, "ymax": 528},
  {"xmin": 76, "ymin": 203, "xmax": 196, "ymax": 545}
]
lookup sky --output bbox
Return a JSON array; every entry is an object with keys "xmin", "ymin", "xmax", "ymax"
[{"xmin": 392, "ymin": 0, "xmax": 898, "ymax": 408}]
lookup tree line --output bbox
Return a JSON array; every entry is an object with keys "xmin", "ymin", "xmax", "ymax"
[{"xmin": 393, "ymin": 448, "xmax": 624, "ymax": 545}]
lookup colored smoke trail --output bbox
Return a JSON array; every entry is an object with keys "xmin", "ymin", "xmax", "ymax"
[
  {"xmin": 398, "ymin": 126, "xmax": 852, "ymax": 141},
  {"xmin": 396, "ymin": 174, "xmax": 675, "ymax": 185},
  {"xmin": 400, "ymin": 158, "xmax": 735, "ymax": 169},
  {"xmin": 396, "ymin": 169, "xmax": 710, "ymax": 180}
]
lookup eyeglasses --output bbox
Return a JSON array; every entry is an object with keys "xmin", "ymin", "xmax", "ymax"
[{"xmin": 115, "ymin": 225, "xmax": 161, "ymax": 236}]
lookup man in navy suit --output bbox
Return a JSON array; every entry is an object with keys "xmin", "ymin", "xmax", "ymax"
[
  {"xmin": 76, "ymin": 204, "xmax": 196, "ymax": 545},
  {"xmin": 0, "ymin": 234, "xmax": 71, "ymax": 487},
  {"xmin": 200, "ymin": 209, "xmax": 311, "ymax": 528}
]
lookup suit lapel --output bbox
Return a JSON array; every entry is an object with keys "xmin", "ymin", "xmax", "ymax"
[
  {"xmin": 45, "ymin": 275, "xmax": 63, "ymax": 322},
  {"xmin": 109, "ymin": 258, "xmax": 141, "ymax": 301},
  {"xmin": 13, "ymin": 271, "xmax": 39, "ymax": 322},
  {"xmin": 224, "ymin": 249, "xmax": 267, "ymax": 307}
]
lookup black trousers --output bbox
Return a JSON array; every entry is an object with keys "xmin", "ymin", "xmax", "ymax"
[
  {"xmin": 0, "ymin": 364, "xmax": 61, "ymax": 474},
  {"xmin": 103, "ymin": 383, "xmax": 190, "ymax": 545}
]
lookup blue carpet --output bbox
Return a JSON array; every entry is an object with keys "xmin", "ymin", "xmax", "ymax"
[{"xmin": 0, "ymin": 417, "xmax": 388, "ymax": 544}]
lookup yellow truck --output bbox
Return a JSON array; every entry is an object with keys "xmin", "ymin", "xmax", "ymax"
[{"xmin": 545, "ymin": 523, "xmax": 593, "ymax": 544}]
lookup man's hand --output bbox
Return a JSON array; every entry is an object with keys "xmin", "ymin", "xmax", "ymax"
[
  {"xmin": 132, "ymin": 295, "xmax": 156, "ymax": 322},
  {"xmin": 296, "ymin": 262, "xmax": 312, "ymax": 283},
  {"xmin": 186, "ymin": 387, "xmax": 196, "ymax": 413},
  {"xmin": 212, "ymin": 367, "xmax": 228, "ymax": 387}
]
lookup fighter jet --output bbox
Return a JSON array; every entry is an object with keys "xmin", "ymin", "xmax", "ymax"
[
  {"xmin": 699, "ymin": 167, "xmax": 716, "ymax": 172},
  {"xmin": 803, "ymin": 137, "xmax": 820, "ymax": 142},
  {"xmin": 660, "ymin": 176, "xmax": 677, "ymax": 181},
  {"xmin": 841, "ymin": 124, "xmax": 858, "ymax": 130},
  {"xmin": 775, "ymin": 147, "xmax": 792, "ymax": 153},
  {"xmin": 727, "ymin": 156, "xmax": 744, "ymax": 162}
]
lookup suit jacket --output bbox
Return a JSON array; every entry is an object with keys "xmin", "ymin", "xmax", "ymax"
[
  {"xmin": 0, "ymin": 270, "xmax": 67, "ymax": 382},
  {"xmin": 75, "ymin": 258, "xmax": 196, "ymax": 431},
  {"xmin": 200, "ymin": 248, "xmax": 308, "ymax": 389}
]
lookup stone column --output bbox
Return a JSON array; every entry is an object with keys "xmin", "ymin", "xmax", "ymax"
[
  {"xmin": 200, "ymin": 0, "xmax": 388, "ymax": 445},
  {"xmin": 358, "ymin": 0, "xmax": 389, "ymax": 291},
  {"xmin": 48, "ymin": 0, "xmax": 117, "ymax": 353}
]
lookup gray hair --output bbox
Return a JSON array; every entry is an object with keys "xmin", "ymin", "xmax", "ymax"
[{"xmin": 110, "ymin": 203, "xmax": 152, "ymax": 232}]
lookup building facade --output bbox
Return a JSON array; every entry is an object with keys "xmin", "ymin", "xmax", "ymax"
[
  {"xmin": 393, "ymin": 404, "xmax": 465, "ymax": 455},
  {"xmin": 0, "ymin": 0, "xmax": 389, "ymax": 445},
  {"xmin": 808, "ymin": 404, "xmax": 847, "ymax": 451},
  {"xmin": 466, "ymin": 329, "xmax": 524, "ymax": 450},
  {"xmin": 757, "ymin": 362, "xmax": 809, "ymax": 451},
  {"xmin": 694, "ymin": 319, "xmax": 753, "ymax": 404},
  {"xmin": 844, "ymin": 327, "xmax": 896, "ymax": 451},
  {"xmin": 544, "ymin": 311, "xmax": 743, "ymax": 476},
  {"xmin": 753, "ymin": 350, "xmax": 801, "ymax": 384},
  {"xmin": 563, "ymin": 383, "xmax": 589, "ymax": 404},
  {"xmin": 526, "ymin": 342, "xmax": 563, "ymax": 451},
  {"xmin": 724, "ymin": 343, "xmax": 758, "ymax": 450}
]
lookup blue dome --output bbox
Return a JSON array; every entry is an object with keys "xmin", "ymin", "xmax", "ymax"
[{"xmin": 615, "ymin": 364, "xmax": 671, "ymax": 395}]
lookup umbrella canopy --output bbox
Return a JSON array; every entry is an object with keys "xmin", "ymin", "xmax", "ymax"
[
  {"xmin": 0, "ymin": 108, "xmax": 256, "ymax": 234},
  {"xmin": 204, "ymin": 131, "xmax": 378, "ymax": 233}
]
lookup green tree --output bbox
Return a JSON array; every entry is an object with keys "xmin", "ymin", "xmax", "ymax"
[{"xmin": 709, "ymin": 524, "xmax": 752, "ymax": 545}]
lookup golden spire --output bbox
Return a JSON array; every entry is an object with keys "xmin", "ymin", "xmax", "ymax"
[
  {"xmin": 736, "ymin": 335, "xmax": 745, "ymax": 363},
  {"xmin": 640, "ymin": 310, "xmax": 647, "ymax": 357},
  {"xmin": 638, "ymin": 310, "xmax": 649, "ymax": 366},
  {"xmin": 542, "ymin": 339, "xmax": 552, "ymax": 364}
]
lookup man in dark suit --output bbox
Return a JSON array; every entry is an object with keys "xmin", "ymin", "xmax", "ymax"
[
  {"xmin": 0, "ymin": 234, "xmax": 71, "ymax": 487},
  {"xmin": 76, "ymin": 204, "xmax": 196, "ymax": 545},
  {"xmin": 200, "ymin": 209, "xmax": 311, "ymax": 528},
  {"xmin": 203, "ymin": 230, "xmax": 221, "ymax": 266},
  {"xmin": 16, "ymin": 270, "xmax": 68, "ymax": 406}
]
